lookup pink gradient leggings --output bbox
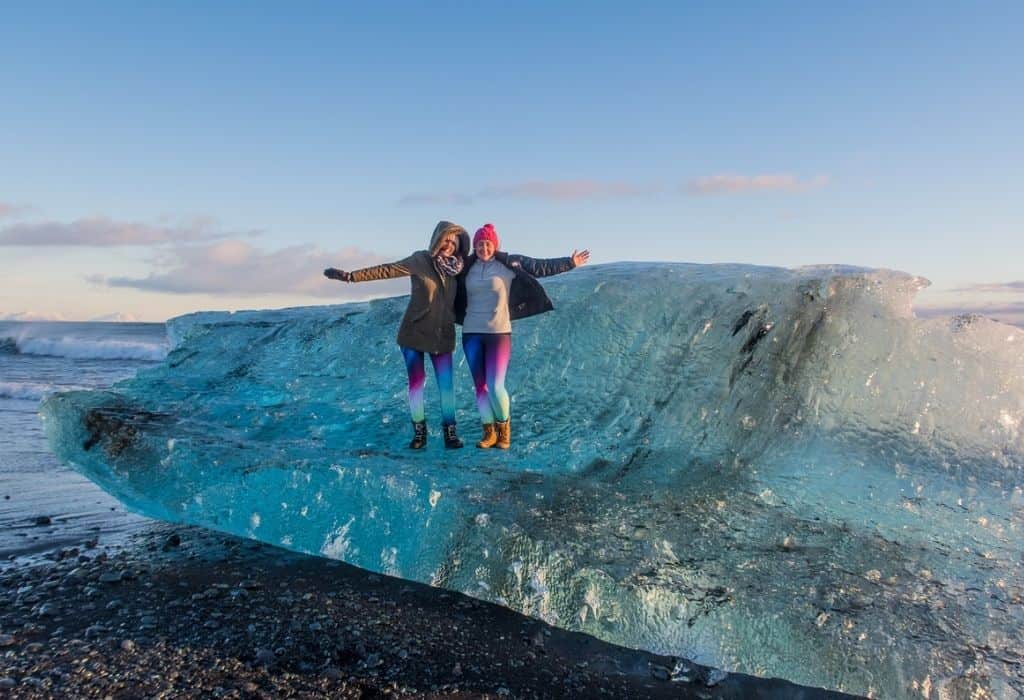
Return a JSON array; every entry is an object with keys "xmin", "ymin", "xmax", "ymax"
[
  {"xmin": 401, "ymin": 347, "xmax": 456, "ymax": 426},
  {"xmin": 462, "ymin": 333, "xmax": 512, "ymax": 423}
]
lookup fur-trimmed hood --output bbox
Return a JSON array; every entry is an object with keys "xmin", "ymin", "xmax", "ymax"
[{"xmin": 428, "ymin": 221, "xmax": 471, "ymax": 257}]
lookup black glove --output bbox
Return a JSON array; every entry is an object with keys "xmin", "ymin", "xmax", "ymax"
[{"xmin": 324, "ymin": 267, "xmax": 351, "ymax": 282}]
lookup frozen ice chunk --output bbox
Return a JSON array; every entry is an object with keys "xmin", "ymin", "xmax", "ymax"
[{"xmin": 41, "ymin": 263, "xmax": 1024, "ymax": 697}]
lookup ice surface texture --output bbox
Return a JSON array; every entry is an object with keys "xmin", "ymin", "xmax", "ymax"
[{"xmin": 42, "ymin": 263, "xmax": 1024, "ymax": 698}]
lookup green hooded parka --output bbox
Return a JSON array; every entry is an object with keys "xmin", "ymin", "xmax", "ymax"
[{"xmin": 348, "ymin": 221, "xmax": 470, "ymax": 354}]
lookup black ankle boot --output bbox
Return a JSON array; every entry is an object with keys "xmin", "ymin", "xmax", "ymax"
[
  {"xmin": 442, "ymin": 423, "xmax": 464, "ymax": 449},
  {"xmin": 409, "ymin": 420, "xmax": 427, "ymax": 449}
]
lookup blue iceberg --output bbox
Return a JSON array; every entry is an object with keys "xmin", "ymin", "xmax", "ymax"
[{"xmin": 42, "ymin": 263, "xmax": 1024, "ymax": 697}]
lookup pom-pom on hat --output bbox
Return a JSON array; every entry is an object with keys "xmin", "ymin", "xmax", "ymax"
[{"xmin": 473, "ymin": 223, "xmax": 499, "ymax": 250}]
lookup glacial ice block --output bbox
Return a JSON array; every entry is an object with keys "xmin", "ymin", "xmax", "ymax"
[{"xmin": 42, "ymin": 263, "xmax": 1024, "ymax": 698}]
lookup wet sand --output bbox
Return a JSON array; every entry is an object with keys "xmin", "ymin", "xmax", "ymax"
[{"xmin": 0, "ymin": 523, "xmax": 855, "ymax": 699}]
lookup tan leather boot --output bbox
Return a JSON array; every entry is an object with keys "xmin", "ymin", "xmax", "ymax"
[
  {"xmin": 494, "ymin": 419, "xmax": 511, "ymax": 449},
  {"xmin": 477, "ymin": 423, "xmax": 498, "ymax": 449}
]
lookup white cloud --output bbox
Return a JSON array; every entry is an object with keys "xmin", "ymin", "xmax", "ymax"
[
  {"xmin": 478, "ymin": 180, "xmax": 657, "ymax": 201},
  {"xmin": 397, "ymin": 192, "xmax": 476, "ymax": 206},
  {"xmin": 0, "ymin": 216, "xmax": 233, "ymax": 247},
  {"xmin": 0, "ymin": 202, "xmax": 31, "ymax": 220},
  {"xmin": 686, "ymin": 174, "xmax": 829, "ymax": 195},
  {"xmin": 401, "ymin": 175, "xmax": 828, "ymax": 205},
  {"xmin": 400, "ymin": 179, "xmax": 659, "ymax": 205},
  {"xmin": 952, "ymin": 281, "xmax": 1024, "ymax": 294},
  {"xmin": 96, "ymin": 240, "xmax": 405, "ymax": 299}
]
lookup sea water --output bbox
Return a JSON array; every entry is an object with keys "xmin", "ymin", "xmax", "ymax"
[{"xmin": 0, "ymin": 321, "xmax": 166, "ymax": 556}]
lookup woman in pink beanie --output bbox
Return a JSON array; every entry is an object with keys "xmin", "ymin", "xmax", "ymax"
[{"xmin": 454, "ymin": 223, "xmax": 589, "ymax": 449}]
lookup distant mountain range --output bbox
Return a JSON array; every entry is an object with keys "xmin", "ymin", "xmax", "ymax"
[
  {"xmin": 1, "ymin": 311, "xmax": 143, "ymax": 323},
  {"xmin": 87, "ymin": 312, "xmax": 143, "ymax": 323},
  {"xmin": 0, "ymin": 311, "xmax": 67, "ymax": 322}
]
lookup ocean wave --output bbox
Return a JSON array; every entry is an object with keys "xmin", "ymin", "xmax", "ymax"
[
  {"xmin": 0, "ymin": 381, "xmax": 76, "ymax": 401},
  {"xmin": 0, "ymin": 336, "xmax": 168, "ymax": 361}
]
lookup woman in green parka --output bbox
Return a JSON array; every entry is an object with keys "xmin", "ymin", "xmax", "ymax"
[{"xmin": 325, "ymin": 221, "xmax": 471, "ymax": 449}]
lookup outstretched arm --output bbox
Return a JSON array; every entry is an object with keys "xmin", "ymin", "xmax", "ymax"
[
  {"xmin": 514, "ymin": 249, "xmax": 590, "ymax": 277},
  {"xmin": 324, "ymin": 256, "xmax": 414, "ymax": 283}
]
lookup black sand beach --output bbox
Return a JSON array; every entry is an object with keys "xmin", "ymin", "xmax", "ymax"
[{"xmin": 0, "ymin": 523, "xmax": 854, "ymax": 699}]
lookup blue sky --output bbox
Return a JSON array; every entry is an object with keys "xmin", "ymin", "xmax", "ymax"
[{"xmin": 1, "ymin": 2, "xmax": 1021, "ymax": 321}]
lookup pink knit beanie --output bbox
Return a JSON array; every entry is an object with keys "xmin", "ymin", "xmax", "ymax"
[{"xmin": 473, "ymin": 223, "xmax": 499, "ymax": 249}]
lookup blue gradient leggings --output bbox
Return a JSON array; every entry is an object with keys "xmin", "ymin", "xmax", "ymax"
[
  {"xmin": 401, "ymin": 347, "xmax": 456, "ymax": 426},
  {"xmin": 462, "ymin": 333, "xmax": 512, "ymax": 423}
]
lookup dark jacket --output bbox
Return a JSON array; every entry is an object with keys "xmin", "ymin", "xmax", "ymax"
[
  {"xmin": 454, "ymin": 251, "xmax": 576, "ymax": 326},
  {"xmin": 348, "ymin": 221, "xmax": 471, "ymax": 354}
]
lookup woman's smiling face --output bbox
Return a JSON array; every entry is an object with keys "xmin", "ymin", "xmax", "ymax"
[
  {"xmin": 438, "ymin": 236, "xmax": 458, "ymax": 256},
  {"xmin": 474, "ymin": 239, "xmax": 495, "ymax": 261}
]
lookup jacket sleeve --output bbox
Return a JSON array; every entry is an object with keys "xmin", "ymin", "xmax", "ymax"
[
  {"xmin": 453, "ymin": 272, "xmax": 468, "ymax": 325},
  {"xmin": 348, "ymin": 255, "xmax": 415, "ymax": 282},
  {"xmin": 512, "ymin": 254, "xmax": 576, "ymax": 278}
]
